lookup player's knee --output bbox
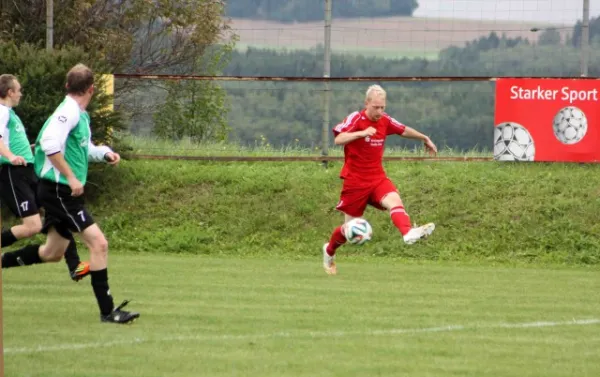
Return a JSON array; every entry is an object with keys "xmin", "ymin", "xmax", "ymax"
[
  {"xmin": 39, "ymin": 245, "xmax": 64, "ymax": 263},
  {"xmin": 44, "ymin": 253, "xmax": 63, "ymax": 263},
  {"xmin": 381, "ymin": 193, "xmax": 403, "ymax": 209},
  {"xmin": 26, "ymin": 223, "xmax": 42, "ymax": 237},
  {"xmin": 90, "ymin": 236, "xmax": 109, "ymax": 255},
  {"xmin": 21, "ymin": 218, "xmax": 42, "ymax": 237}
]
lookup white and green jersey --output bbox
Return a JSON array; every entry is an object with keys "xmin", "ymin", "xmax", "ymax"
[
  {"xmin": 34, "ymin": 96, "xmax": 112, "ymax": 186},
  {"xmin": 0, "ymin": 104, "xmax": 34, "ymax": 165}
]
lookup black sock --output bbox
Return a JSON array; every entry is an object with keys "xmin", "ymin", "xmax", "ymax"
[
  {"xmin": 1, "ymin": 229, "xmax": 18, "ymax": 248},
  {"xmin": 63, "ymin": 237, "xmax": 81, "ymax": 272},
  {"xmin": 1, "ymin": 244, "xmax": 42, "ymax": 268},
  {"xmin": 91, "ymin": 269, "xmax": 114, "ymax": 316}
]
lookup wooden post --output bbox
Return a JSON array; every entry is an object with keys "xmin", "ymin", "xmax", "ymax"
[{"xmin": 0, "ymin": 213, "xmax": 4, "ymax": 376}]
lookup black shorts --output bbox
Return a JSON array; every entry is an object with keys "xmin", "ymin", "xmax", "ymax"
[
  {"xmin": 0, "ymin": 164, "xmax": 40, "ymax": 218},
  {"xmin": 38, "ymin": 179, "xmax": 95, "ymax": 239}
]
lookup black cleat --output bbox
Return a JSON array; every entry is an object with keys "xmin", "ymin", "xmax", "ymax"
[{"xmin": 100, "ymin": 300, "xmax": 140, "ymax": 324}]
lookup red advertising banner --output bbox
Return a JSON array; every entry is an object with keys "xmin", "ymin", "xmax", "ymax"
[{"xmin": 494, "ymin": 78, "xmax": 600, "ymax": 162}]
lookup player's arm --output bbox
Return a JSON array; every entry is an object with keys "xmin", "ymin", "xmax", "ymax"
[
  {"xmin": 47, "ymin": 153, "xmax": 81, "ymax": 192},
  {"xmin": 334, "ymin": 128, "xmax": 375, "ymax": 145},
  {"xmin": 88, "ymin": 141, "xmax": 120, "ymax": 165},
  {"xmin": 0, "ymin": 109, "xmax": 25, "ymax": 165},
  {"xmin": 401, "ymin": 126, "xmax": 429, "ymax": 142},
  {"xmin": 387, "ymin": 116, "xmax": 437, "ymax": 154},
  {"xmin": 0, "ymin": 140, "xmax": 22, "ymax": 165},
  {"xmin": 333, "ymin": 112, "xmax": 375, "ymax": 145},
  {"xmin": 401, "ymin": 126, "xmax": 438, "ymax": 154},
  {"xmin": 39, "ymin": 110, "xmax": 83, "ymax": 195}
]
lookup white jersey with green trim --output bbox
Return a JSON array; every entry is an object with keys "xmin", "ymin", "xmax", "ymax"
[
  {"xmin": 0, "ymin": 104, "xmax": 34, "ymax": 165},
  {"xmin": 34, "ymin": 96, "xmax": 112, "ymax": 186}
]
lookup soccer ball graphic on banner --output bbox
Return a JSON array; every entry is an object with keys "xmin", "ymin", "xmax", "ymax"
[
  {"xmin": 493, "ymin": 122, "xmax": 535, "ymax": 161},
  {"xmin": 552, "ymin": 106, "xmax": 588, "ymax": 145},
  {"xmin": 344, "ymin": 218, "xmax": 373, "ymax": 245}
]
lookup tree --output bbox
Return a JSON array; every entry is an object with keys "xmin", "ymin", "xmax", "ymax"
[
  {"xmin": 153, "ymin": 42, "xmax": 235, "ymax": 142},
  {"xmin": 0, "ymin": 42, "xmax": 124, "ymax": 145},
  {"xmin": 0, "ymin": 0, "xmax": 236, "ymax": 143},
  {"xmin": 0, "ymin": 0, "xmax": 232, "ymax": 74},
  {"xmin": 538, "ymin": 29, "xmax": 562, "ymax": 45},
  {"xmin": 572, "ymin": 16, "xmax": 600, "ymax": 47}
]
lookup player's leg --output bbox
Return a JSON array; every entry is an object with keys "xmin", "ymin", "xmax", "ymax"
[
  {"xmin": 2, "ymin": 227, "xmax": 70, "ymax": 268},
  {"xmin": 322, "ymin": 212, "xmax": 357, "ymax": 275},
  {"xmin": 0, "ymin": 166, "xmax": 42, "ymax": 247},
  {"xmin": 35, "ymin": 179, "xmax": 89, "ymax": 281},
  {"xmin": 323, "ymin": 185, "xmax": 369, "ymax": 275},
  {"xmin": 2, "ymin": 214, "xmax": 43, "ymax": 247},
  {"xmin": 38, "ymin": 227, "xmax": 73, "ymax": 261},
  {"xmin": 375, "ymin": 179, "xmax": 435, "ymax": 244},
  {"xmin": 42, "ymin": 183, "xmax": 123, "ymax": 321},
  {"xmin": 325, "ymin": 212, "xmax": 357, "ymax": 256},
  {"xmin": 61, "ymin": 233, "xmax": 89, "ymax": 282},
  {"xmin": 80, "ymin": 223, "xmax": 139, "ymax": 324}
]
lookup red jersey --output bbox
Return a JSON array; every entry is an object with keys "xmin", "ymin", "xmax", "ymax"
[{"xmin": 332, "ymin": 110, "xmax": 406, "ymax": 183}]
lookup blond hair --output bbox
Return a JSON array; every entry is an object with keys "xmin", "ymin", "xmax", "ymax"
[{"xmin": 365, "ymin": 84, "xmax": 386, "ymax": 102}]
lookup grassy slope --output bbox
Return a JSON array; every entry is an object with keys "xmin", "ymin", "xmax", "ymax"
[{"xmin": 7, "ymin": 158, "xmax": 591, "ymax": 266}]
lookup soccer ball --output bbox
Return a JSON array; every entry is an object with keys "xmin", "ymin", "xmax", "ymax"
[
  {"xmin": 552, "ymin": 106, "xmax": 587, "ymax": 145},
  {"xmin": 493, "ymin": 122, "xmax": 535, "ymax": 161},
  {"xmin": 343, "ymin": 218, "xmax": 373, "ymax": 245}
]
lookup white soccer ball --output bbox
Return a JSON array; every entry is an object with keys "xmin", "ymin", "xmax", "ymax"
[
  {"xmin": 552, "ymin": 106, "xmax": 587, "ymax": 145},
  {"xmin": 343, "ymin": 218, "xmax": 373, "ymax": 245},
  {"xmin": 493, "ymin": 122, "xmax": 535, "ymax": 161}
]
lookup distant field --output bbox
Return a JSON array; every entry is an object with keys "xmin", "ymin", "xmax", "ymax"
[
  {"xmin": 234, "ymin": 42, "xmax": 440, "ymax": 60},
  {"xmin": 229, "ymin": 17, "xmax": 570, "ymax": 59}
]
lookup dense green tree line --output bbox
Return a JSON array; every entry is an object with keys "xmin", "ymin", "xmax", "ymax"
[
  {"xmin": 225, "ymin": 0, "xmax": 418, "ymax": 22},
  {"xmin": 219, "ymin": 29, "xmax": 600, "ymax": 151}
]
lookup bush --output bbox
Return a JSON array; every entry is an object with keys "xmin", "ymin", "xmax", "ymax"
[{"xmin": 0, "ymin": 41, "xmax": 126, "ymax": 146}]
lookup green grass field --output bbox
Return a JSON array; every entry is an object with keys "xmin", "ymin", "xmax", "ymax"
[
  {"xmin": 3, "ymin": 153, "xmax": 600, "ymax": 376},
  {"xmin": 4, "ymin": 254, "xmax": 600, "ymax": 377}
]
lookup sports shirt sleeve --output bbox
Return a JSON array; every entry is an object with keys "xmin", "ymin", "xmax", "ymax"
[
  {"xmin": 0, "ymin": 106, "xmax": 9, "ymax": 139},
  {"xmin": 88, "ymin": 141, "xmax": 112, "ymax": 163},
  {"xmin": 386, "ymin": 115, "xmax": 406, "ymax": 135},
  {"xmin": 332, "ymin": 111, "xmax": 361, "ymax": 136},
  {"xmin": 39, "ymin": 105, "xmax": 79, "ymax": 156}
]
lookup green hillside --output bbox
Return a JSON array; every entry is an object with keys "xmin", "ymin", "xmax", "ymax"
[{"xmin": 4, "ymin": 157, "xmax": 597, "ymax": 266}]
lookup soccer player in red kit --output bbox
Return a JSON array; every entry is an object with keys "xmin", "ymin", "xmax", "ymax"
[{"xmin": 323, "ymin": 85, "xmax": 437, "ymax": 275}]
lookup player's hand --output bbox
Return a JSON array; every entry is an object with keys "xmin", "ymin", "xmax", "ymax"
[
  {"xmin": 9, "ymin": 155, "xmax": 26, "ymax": 166},
  {"xmin": 423, "ymin": 137, "xmax": 438, "ymax": 156},
  {"xmin": 67, "ymin": 176, "xmax": 84, "ymax": 197},
  {"xmin": 104, "ymin": 152, "xmax": 121, "ymax": 166},
  {"xmin": 361, "ymin": 127, "xmax": 376, "ymax": 137}
]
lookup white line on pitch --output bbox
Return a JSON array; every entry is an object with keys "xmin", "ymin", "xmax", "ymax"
[{"xmin": 5, "ymin": 318, "xmax": 600, "ymax": 355}]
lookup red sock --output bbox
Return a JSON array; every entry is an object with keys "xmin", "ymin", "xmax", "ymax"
[
  {"xmin": 390, "ymin": 206, "xmax": 412, "ymax": 236},
  {"xmin": 326, "ymin": 226, "xmax": 346, "ymax": 256}
]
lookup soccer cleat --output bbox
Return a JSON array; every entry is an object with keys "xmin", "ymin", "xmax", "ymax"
[
  {"xmin": 403, "ymin": 223, "xmax": 436, "ymax": 245},
  {"xmin": 323, "ymin": 243, "xmax": 337, "ymax": 275},
  {"xmin": 100, "ymin": 300, "xmax": 140, "ymax": 324},
  {"xmin": 70, "ymin": 261, "xmax": 90, "ymax": 282}
]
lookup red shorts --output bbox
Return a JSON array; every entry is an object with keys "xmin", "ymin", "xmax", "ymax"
[{"xmin": 335, "ymin": 177, "xmax": 398, "ymax": 217}]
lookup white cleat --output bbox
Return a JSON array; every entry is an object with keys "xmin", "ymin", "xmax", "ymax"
[
  {"xmin": 403, "ymin": 223, "xmax": 436, "ymax": 245},
  {"xmin": 322, "ymin": 243, "xmax": 337, "ymax": 275}
]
